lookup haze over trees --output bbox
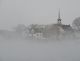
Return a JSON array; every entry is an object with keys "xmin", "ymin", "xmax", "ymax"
[
  {"xmin": 72, "ymin": 17, "xmax": 80, "ymax": 30},
  {"xmin": 0, "ymin": 16, "xmax": 80, "ymax": 40}
]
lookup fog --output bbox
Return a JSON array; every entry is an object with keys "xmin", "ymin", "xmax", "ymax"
[
  {"xmin": 0, "ymin": 39, "xmax": 80, "ymax": 61},
  {"xmin": 0, "ymin": 0, "xmax": 80, "ymax": 30},
  {"xmin": 0, "ymin": 0, "xmax": 80, "ymax": 61}
]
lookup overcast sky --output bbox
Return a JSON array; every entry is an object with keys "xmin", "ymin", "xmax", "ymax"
[{"xmin": 0, "ymin": 0, "xmax": 80, "ymax": 30}]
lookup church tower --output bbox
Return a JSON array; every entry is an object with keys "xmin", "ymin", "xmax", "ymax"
[{"xmin": 57, "ymin": 9, "xmax": 62, "ymax": 24}]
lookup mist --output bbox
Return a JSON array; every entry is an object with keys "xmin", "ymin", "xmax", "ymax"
[
  {"xmin": 0, "ymin": 0, "xmax": 80, "ymax": 61},
  {"xmin": 0, "ymin": 39, "xmax": 80, "ymax": 61},
  {"xmin": 0, "ymin": 0, "xmax": 80, "ymax": 30}
]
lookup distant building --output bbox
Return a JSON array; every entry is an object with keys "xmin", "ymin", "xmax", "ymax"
[
  {"xmin": 56, "ymin": 10, "xmax": 74, "ymax": 39},
  {"xmin": 43, "ymin": 10, "xmax": 74, "ymax": 39},
  {"xmin": 25, "ymin": 10, "xmax": 75, "ymax": 40}
]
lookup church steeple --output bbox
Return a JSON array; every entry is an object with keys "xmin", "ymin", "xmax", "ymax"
[
  {"xmin": 57, "ymin": 9, "xmax": 62, "ymax": 24},
  {"xmin": 58, "ymin": 9, "xmax": 60, "ymax": 19}
]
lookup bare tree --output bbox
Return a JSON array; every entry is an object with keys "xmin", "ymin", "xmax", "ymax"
[
  {"xmin": 72, "ymin": 17, "xmax": 80, "ymax": 30},
  {"xmin": 13, "ymin": 24, "xmax": 27, "ymax": 34}
]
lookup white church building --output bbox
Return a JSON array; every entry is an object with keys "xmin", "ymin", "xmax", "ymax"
[{"xmin": 26, "ymin": 10, "xmax": 74, "ymax": 40}]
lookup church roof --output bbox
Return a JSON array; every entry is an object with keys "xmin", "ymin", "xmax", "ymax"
[
  {"xmin": 61, "ymin": 24, "xmax": 73, "ymax": 31},
  {"xmin": 54, "ymin": 24, "xmax": 73, "ymax": 31}
]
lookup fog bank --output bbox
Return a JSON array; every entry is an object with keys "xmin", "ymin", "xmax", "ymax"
[{"xmin": 0, "ymin": 39, "xmax": 80, "ymax": 61}]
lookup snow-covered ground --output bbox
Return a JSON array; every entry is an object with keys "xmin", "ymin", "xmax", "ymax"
[{"xmin": 0, "ymin": 39, "xmax": 80, "ymax": 61}]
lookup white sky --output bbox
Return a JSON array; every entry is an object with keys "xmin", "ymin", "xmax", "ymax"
[{"xmin": 0, "ymin": 0, "xmax": 80, "ymax": 30}]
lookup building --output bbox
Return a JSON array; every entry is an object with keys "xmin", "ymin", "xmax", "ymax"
[
  {"xmin": 26, "ymin": 10, "xmax": 74, "ymax": 40},
  {"xmin": 54, "ymin": 10, "xmax": 74, "ymax": 39},
  {"xmin": 43, "ymin": 10, "xmax": 74, "ymax": 39}
]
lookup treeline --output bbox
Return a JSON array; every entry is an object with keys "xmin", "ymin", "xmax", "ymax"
[{"xmin": 0, "ymin": 17, "xmax": 80, "ymax": 40}]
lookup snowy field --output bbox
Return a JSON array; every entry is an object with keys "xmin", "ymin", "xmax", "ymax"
[{"xmin": 0, "ymin": 39, "xmax": 80, "ymax": 61}]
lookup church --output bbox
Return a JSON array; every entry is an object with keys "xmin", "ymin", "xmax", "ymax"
[
  {"xmin": 43, "ymin": 10, "xmax": 74, "ymax": 39},
  {"xmin": 56, "ymin": 11, "xmax": 74, "ymax": 39},
  {"xmin": 55, "ymin": 10, "xmax": 73, "ymax": 33}
]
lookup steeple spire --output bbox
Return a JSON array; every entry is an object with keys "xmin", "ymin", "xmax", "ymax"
[
  {"xmin": 57, "ymin": 9, "xmax": 62, "ymax": 24},
  {"xmin": 58, "ymin": 9, "xmax": 60, "ymax": 19}
]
